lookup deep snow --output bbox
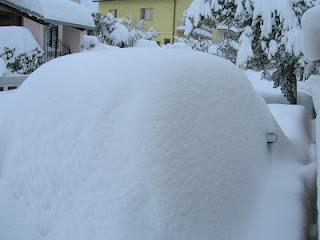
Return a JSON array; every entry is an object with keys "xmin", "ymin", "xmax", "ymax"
[
  {"xmin": 0, "ymin": 49, "xmax": 278, "ymax": 240},
  {"xmin": 0, "ymin": 27, "xmax": 42, "ymax": 56},
  {"xmin": 302, "ymin": 6, "xmax": 320, "ymax": 61}
]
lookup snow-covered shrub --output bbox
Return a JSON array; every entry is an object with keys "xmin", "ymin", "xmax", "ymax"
[
  {"xmin": 183, "ymin": 0, "xmax": 318, "ymax": 104},
  {"xmin": 0, "ymin": 47, "xmax": 45, "ymax": 75},
  {"xmin": 90, "ymin": 12, "xmax": 158, "ymax": 48},
  {"xmin": 174, "ymin": 36, "xmax": 212, "ymax": 52},
  {"xmin": 83, "ymin": 35, "xmax": 100, "ymax": 50},
  {"xmin": 0, "ymin": 26, "xmax": 45, "ymax": 76}
]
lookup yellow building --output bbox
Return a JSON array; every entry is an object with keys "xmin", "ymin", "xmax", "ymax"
[{"xmin": 98, "ymin": 0, "xmax": 192, "ymax": 45}]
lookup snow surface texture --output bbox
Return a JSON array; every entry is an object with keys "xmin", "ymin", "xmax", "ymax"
[
  {"xmin": 0, "ymin": 27, "xmax": 42, "ymax": 56},
  {"xmin": 4, "ymin": 0, "xmax": 94, "ymax": 28},
  {"xmin": 245, "ymin": 70, "xmax": 289, "ymax": 104},
  {"xmin": 0, "ymin": 49, "xmax": 277, "ymax": 240},
  {"xmin": 259, "ymin": 105, "xmax": 317, "ymax": 240},
  {"xmin": 134, "ymin": 39, "xmax": 160, "ymax": 48},
  {"xmin": 302, "ymin": 6, "xmax": 320, "ymax": 61},
  {"xmin": 300, "ymin": 76, "xmax": 320, "ymax": 238}
]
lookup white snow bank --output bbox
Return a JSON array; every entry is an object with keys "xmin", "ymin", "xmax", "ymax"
[
  {"xmin": 302, "ymin": 6, "xmax": 320, "ymax": 61},
  {"xmin": 4, "ymin": 0, "xmax": 94, "ymax": 28},
  {"xmin": 269, "ymin": 104, "xmax": 315, "ymax": 164},
  {"xmin": 242, "ymin": 104, "xmax": 317, "ymax": 240},
  {"xmin": 0, "ymin": 27, "xmax": 42, "ymax": 55},
  {"xmin": 245, "ymin": 70, "xmax": 289, "ymax": 104},
  {"xmin": 163, "ymin": 42, "xmax": 192, "ymax": 49},
  {"xmin": 0, "ymin": 49, "xmax": 277, "ymax": 240},
  {"xmin": 134, "ymin": 39, "xmax": 160, "ymax": 48}
]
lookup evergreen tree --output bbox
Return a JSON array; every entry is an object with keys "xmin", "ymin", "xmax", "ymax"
[{"xmin": 183, "ymin": 0, "xmax": 318, "ymax": 104}]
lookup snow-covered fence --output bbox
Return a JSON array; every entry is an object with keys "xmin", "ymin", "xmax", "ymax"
[{"xmin": 0, "ymin": 75, "xmax": 28, "ymax": 91}]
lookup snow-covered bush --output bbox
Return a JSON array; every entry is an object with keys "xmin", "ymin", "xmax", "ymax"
[
  {"xmin": 183, "ymin": 0, "xmax": 318, "ymax": 104},
  {"xmin": 0, "ymin": 47, "xmax": 45, "ymax": 75},
  {"xmin": 0, "ymin": 27, "xmax": 45, "ymax": 76},
  {"xmin": 90, "ymin": 12, "xmax": 158, "ymax": 48},
  {"xmin": 83, "ymin": 35, "xmax": 100, "ymax": 50},
  {"xmin": 174, "ymin": 36, "xmax": 212, "ymax": 52}
]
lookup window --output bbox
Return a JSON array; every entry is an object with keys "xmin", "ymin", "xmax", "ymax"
[
  {"xmin": 0, "ymin": 87, "xmax": 3, "ymax": 91},
  {"xmin": 109, "ymin": 9, "xmax": 117, "ymax": 18},
  {"xmin": 47, "ymin": 25, "xmax": 58, "ymax": 48},
  {"xmin": 140, "ymin": 8, "xmax": 153, "ymax": 21},
  {"xmin": 8, "ymin": 86, "xmax": 17, "ymax": 90},
  {"xmin": 164, "ymin": 38, "xmax": 171, "ymax": 45},
  {"xmin": 0, "ymin": 11, "xmax": 22, "ymax": 26}
]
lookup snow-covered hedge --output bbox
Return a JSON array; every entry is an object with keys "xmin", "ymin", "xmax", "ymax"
[
  {"xmin": 0, "ymin": 27, "xmax": 45, "ymax": 76},
  {"xmin": 0, "ymin": 49, "xmax": 277, "ymax": 240}
]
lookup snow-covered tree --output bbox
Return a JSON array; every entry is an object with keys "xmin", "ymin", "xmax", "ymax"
[
  {"xmin": 90, "ymin": 13, "xmax": 157, "ymax": 48},
  {"xmin": 184, "ymin": 0, "xmax": 318, "ymax": 104}
]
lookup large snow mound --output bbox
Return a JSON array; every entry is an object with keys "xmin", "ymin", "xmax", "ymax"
[
  {"xmin": 3, "ymin": 0, "xmax": 95, "ymax": 28},
  {"xmin": 0, "ymin": 26, "xmax": 42, "ymax": 55},
  {"xmin": 0, "ymin": 49, "xmax": 277, "ymax": 240},
  {"xmin": 302, "ymin": 6, "xmax": 320, "ymax": 61}
]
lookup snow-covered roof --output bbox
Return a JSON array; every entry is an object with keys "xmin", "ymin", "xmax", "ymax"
[{"xmin": 0, "ymin": 0, "xmax": 95, "ymax": 29}]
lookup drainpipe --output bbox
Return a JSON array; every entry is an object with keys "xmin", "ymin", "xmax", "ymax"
[{"xmin": 172, "ymin": 0, "xmax": 176, "ymax": 43}]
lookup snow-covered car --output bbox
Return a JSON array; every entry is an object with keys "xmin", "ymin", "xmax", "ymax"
[{"xmin": 0, "ymin": 49, "xmax": 279, "ymax": 239}]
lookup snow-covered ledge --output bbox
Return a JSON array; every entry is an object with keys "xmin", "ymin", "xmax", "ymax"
[{"xmin": 0, "ymin": 75, "xmax": 28, "ymax": 91}]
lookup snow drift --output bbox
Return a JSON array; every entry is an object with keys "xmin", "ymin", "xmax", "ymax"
[
  {"xmin": 0, "ymin": 26, "xmax": 42, "ymax": 56},
  {"xmin": 302, "ymin": 6, "xmax": 320, "ymax": 61},
  {"xmin": 0, "ymin": 49, "xmax": 277, "ymax": 240}
]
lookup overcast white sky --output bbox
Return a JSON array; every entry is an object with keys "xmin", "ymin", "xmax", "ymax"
[{"xmin": 81, "ymin": 0, "xmax": 99, "ymax": 13}]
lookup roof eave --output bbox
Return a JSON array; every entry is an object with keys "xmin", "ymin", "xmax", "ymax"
[
  {"xmin": 0, "ymin": 0, "xmax": 95, "ymax": 30},
  {"xmin": 44, "ymin": 19, "xmax": 95, "ymax": 30}
]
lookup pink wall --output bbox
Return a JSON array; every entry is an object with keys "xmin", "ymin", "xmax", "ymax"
[
  {"xmin": 63, "ymin": 26, "xmax": 83, "ymax": 53},
  {"xmin": 23, "ymin": 17, "xmax": 44, "ymax": 49}
]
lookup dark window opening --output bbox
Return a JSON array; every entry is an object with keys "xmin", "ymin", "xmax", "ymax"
[
  {"xmin": 0, "ymin": 87, "xmax": 4, "ymax": 91},
  {"xmin": 0, "ymin": 11, "xmax": 22, "ymax": 26},
  {"xmin": 8, "ymin": 86, "xmax": 17, "ymax": 90},
  {"xmin": 140, "ymin": 8, "xmax": 153, "ymax": 21},
  {"xmin": 164, "ymin": 38, "xmax": 171, "ymax": 45}
]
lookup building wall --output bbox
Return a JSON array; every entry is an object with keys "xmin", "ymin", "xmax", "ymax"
[
  {"xmin": 22, "ymin": 17, "xmax": 45, "ymax": 49},
  {"xmin": 63, "ymin": 26, "xmax": 83, "ymax": 53},
  {"xmin": 100, "ymin": 0, "xmax": 193, "ymax": 45},
  {"xmin": 99, "ymin": 0, "xmax": 224, "ymax": 46}
]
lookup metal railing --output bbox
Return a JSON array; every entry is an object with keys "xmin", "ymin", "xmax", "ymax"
[{"xmin": 45, "ymin": 39, "xmax": 71, "ymax": 62}]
